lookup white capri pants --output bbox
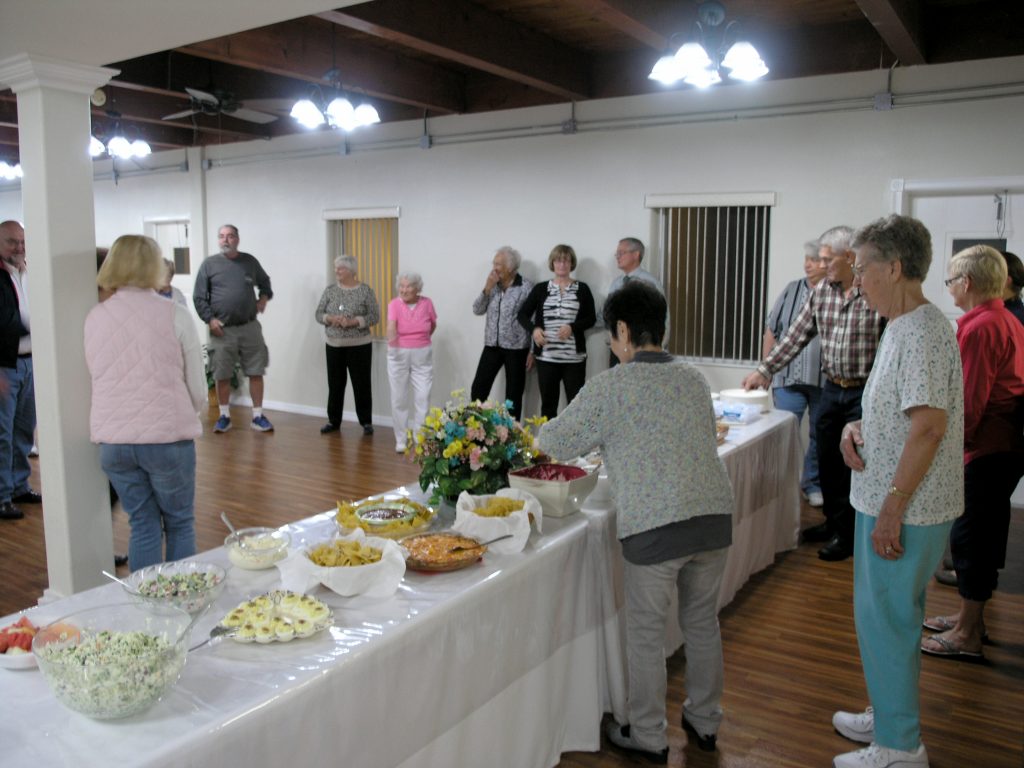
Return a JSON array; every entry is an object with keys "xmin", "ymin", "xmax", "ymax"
[{"xmin": 387, "ymin": 345, "xmax": 433, "ymax": 447}]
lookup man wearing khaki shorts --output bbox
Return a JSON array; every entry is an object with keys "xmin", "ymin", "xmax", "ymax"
[{"xmin": 193, "ymin": 224, "xmax": 274, "ymax": 433}]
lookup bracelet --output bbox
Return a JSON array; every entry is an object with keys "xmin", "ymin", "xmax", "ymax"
[{"xmin": 888, "ymin": 484, "xmax": 913, "ymax": 499}]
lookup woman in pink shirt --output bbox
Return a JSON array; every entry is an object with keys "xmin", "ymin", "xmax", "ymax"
[{"xmin": 387, "ymin": 272, "xmax": 437, "ymax": 452}]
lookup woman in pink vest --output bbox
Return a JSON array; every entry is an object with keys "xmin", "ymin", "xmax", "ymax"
[{"xmin": 85, "ymin": 235, "xmax": 207, "ymax": 569}]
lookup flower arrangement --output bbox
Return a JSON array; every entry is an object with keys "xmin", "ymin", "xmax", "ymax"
[{"xmin": 410, "ymin": 391, "xmax": 544, "ymax": 504}]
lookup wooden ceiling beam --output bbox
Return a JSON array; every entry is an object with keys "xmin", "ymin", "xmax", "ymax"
[
  {"xmin": 853, "ymin": 0, "xmax": 926, "ymax": 65},
  {"xmin": 177, "ymin": 17, "xmax": 464, "ymax": 114},
  {"xmin": 319, "ymin": 0, "xmax": 590, "ymax": 101},
  {"xmin": 561, "ymin": 0, "xmax": 682, "ymax": 51}
]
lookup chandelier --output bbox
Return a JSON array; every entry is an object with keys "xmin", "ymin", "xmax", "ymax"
[
  {"xmin": 291, "ymin": 67, "xmax": 381, "ymax": 132},
  {"xmin": 648, "ymin": 1, "xmax": 768, "ymax": 88}
]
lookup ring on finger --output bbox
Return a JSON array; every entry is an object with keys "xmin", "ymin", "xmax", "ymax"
[{"xmin": 884, "ymin": 545, "xmax": 893, "ymax": 554}]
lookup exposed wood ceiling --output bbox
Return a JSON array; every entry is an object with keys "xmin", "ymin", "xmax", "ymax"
[{"xmin": 1, "ymin": 0, "xmax": 1021, "ymax": 163}]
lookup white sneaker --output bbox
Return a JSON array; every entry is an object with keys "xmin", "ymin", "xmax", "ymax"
[
  {"xmin": 833, "ymin": 707, "xmax": 874, "ymax": 743},
  {"xmin": 833, "ymin": 743, "xmax": 928, "ymax": 768},
  {"xmin": 807, "ymin": 490, "xmax": 824, "ymax": 507}
]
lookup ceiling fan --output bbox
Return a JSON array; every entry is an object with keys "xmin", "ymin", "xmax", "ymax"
[{"xmin": 162, "ymin": 87, "xmax": 279, "ymax": 124}]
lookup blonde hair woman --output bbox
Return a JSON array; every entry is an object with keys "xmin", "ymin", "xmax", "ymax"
[{"xmin": 86, "ymin": 235, "xmax": 207, "ymax": 569}]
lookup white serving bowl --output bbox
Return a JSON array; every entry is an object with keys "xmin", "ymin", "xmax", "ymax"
[
  {"xmin": 32, "ymin": 602, "xmax": 192, "ymax": 719},
  {"xmin": 224, "ymin": 527, "xmax": 291, "ymax": 570},
  {"xmin": 507, "ymin": 464, "xmax": 599, "ymax": 518}
]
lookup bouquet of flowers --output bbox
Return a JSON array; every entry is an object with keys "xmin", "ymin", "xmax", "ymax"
[{"xmin": 411, "ymin": 391, "xmax": 543, "ymax": 504}]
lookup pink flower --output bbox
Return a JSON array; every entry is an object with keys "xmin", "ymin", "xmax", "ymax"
[
  {"xmin": 469, "ymin": 446, "xmax": 484, "ymax": 470},
  {"xmin": 495, "ymin": 425, "xmax": 509, "ymax": 442}
]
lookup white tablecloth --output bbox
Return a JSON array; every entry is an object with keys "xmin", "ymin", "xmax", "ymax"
[{"xmin": 0, "ymin": 411, "xmax": 800, "ymax": 768}]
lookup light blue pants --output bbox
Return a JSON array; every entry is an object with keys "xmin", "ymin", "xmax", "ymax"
[
  {"xmin": 623, "ymin": 547, "xmax": 728, "ymax": 751},
  {"xmin": 854, "ymin": 511, "xmax": 951, "ymax": 751}
]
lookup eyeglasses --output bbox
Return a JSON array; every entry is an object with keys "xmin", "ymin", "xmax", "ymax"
[{"xmin": 943, "ymin": 275, "xmax": 965, "ymax": 287}]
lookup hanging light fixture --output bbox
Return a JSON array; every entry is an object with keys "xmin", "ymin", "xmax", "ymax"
[
  {"xmin": 290, "ymin": 31, "xmax": 381, "ymax": 134},
  {"xmin": 290, "ymin": 83, "xmax": 381, "ymax": 132},
  {"xmin": 648, "ymin": 0, "xmax": 768, "ymax": 88},
  {"xmin": 0, "ymin": 161, "xmax": 22, "ymax": 181},
  {"xmin": 90, "ymin": 115, "xmax": 152, "ymax": 160}
]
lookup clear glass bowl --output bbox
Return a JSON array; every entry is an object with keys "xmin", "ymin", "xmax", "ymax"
[
  {"xmin": 224, "ymin": 527, "xmax": 291, "ymax": 570},
  {"xmin": 123, "ymin": 560, "xmax": 227, "ymax": 615},
  {"xmin": 32, "ymin": 602, "xmax": 192, "ymax": 719}
]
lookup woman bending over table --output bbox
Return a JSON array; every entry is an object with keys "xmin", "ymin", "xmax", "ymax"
[
  {"xmin": 387, "ymin": 271, "xmax": 437, "ymax": 453},
  {"xmin": 316, "ymin": 255, "xmax": 380, "ymax": 435},
  {"xmin": 835, "ymin": 215, "xmax": 964, "ymax": 768},
  {"xmin": 920, "ymin": 245, "xmax": 1024, "ymax": 659},
  {"xmin": 85, "ymin": 235, "xmax": 206, "ymax": 570},
  {"xmin": 517, "ymin": 244, "xmax": 596, "ymax": 420},
  {"xmin": 538, "ymin": 280, "xmax": 734, "ymax": 763}
]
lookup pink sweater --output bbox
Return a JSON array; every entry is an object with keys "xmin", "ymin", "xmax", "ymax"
[{"xmin": 85, "ymin": 288, "xmax": 202, "ymax": 444}]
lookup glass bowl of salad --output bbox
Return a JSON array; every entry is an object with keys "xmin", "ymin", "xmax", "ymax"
[
  {"xmin": 123, "ymin": 560, "xmax": 227, "ymax": 616},
  {"xmin": 32, "ymin": 602, "xmax": 192, "ymax": 719}
]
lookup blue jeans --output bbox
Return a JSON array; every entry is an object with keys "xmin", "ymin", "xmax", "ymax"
[
  {"xmin": 0, "ymin": 357, "xmax": 36, "ymax": 502},
  {"xmin": 100, "ymin": 441, "xmax": 197, "ymax": 570},
  {"xmin": 772, "ymin": 384, "xmax": 821, "ymax": 494}
]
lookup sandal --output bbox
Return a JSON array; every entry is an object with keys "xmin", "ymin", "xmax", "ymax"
[
  {"xmin": 921, "ymin": 634, "xmax": 984, "ymax": 660},
  {"xmin": 922, "ymin": 616, "xmax": 989, "ymax": 642}
]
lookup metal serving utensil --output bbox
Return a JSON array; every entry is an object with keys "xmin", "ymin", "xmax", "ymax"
[
  {"xmin": 188, "ymin": 624, "xmax": 235, "ymax": 652},
  {"xmin": 101, "ymin": 569, "xmax": 139, "ymax": 594},
  {"xmin": 449, "ymin": 533, "xmax": 514, "ymax": 553}
]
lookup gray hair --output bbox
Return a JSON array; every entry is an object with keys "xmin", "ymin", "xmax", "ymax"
[
  {"xmin": 619, "ymin": 237, "xmax": 646, "ymax": 262},
  {"xmin": 495, "ymin": 246, "xmax": 521, "ymax": 272},
  {"xmin": 334, "ymin": 254, "xmax": 357, "ymax": 273},
  {"xmin": 803, "ymin": 240, "xmax": 819, "ymax": 259},
  {"xmin": 219, "ymin": 224, "xmax": 239, "ymax": 237},
  {"xmin": 396, "ymin": 271, "xmax": 423, "ymax": 292},
  {"xmin": 817, "ymin": 225, "xmax": 854, "ymax": 255},
  {"xmin": 852, "ymin": 215, "xmax": 932, "ymax": 282}
]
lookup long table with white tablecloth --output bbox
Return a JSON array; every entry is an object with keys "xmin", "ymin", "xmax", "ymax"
[{"xmin": 0, "ymin": 410, "xmax": 800, "ymax": 768}]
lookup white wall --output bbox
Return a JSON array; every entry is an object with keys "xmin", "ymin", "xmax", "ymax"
[{"xmin": 1, "ymin": 56, "xmax": 1022, "ymax": 423}]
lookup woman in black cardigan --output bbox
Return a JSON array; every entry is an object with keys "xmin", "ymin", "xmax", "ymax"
[{"xmin": 518, "ymin": 244, "xmax": 596, "ymax": 420}]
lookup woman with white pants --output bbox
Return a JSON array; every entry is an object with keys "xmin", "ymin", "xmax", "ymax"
[{"xmin": 387, "ymin": 272, "xmax": 437, "ymax": 452}]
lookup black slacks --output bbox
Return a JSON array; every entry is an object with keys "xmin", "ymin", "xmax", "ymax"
[{"xmin": 326, "ymin": 343, "xmax": 373, "ymax": 427}]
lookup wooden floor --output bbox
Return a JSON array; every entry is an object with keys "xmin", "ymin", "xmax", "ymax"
[{"xmin": 2, "ymin": 407, "xmax": 1022, "ymax": 767}]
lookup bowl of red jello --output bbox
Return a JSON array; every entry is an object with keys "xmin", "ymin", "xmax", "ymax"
[{"xmin": 507, "ymin": 463, "xmax": 598, "ymax": 518}]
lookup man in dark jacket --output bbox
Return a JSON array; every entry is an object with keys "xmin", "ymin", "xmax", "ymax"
[{"xmin": 0, "ymin": 220, "xmax": 38, "ymax": 520}]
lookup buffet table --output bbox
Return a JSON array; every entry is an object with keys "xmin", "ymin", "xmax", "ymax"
[{"xmin": 0, "ymin": 410, "xmax": 800, "ymax": 768}]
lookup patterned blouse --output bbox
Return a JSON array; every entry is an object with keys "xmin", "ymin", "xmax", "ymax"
[
  {"xmin": 849, "ymin": 303, "xmax": 963, "ymax": 525},
  {"xmin": 315, "ymin": 282, "xmax": 380, "ymax": 346},
  {"xmin": 471, "ymin": 273, "xmax": 533, "ymax": 350}
]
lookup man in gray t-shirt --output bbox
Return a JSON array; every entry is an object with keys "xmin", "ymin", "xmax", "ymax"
[
  {"xmin": 193, "ymin": 224, "xmax": 274, "ymax": 433},
  {"xmin": 607, "ymin": 237, "xmax": 665, "ymax": 367}
]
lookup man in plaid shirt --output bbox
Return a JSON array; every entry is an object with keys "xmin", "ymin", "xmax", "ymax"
[{"xmin": 743, "ymin": 226, "xmax": 885, "ymax": 561}]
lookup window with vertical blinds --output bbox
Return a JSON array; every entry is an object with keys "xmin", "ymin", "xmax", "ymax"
[
  {"xmin": 648, "ymin": 194, "xmax": 773, "ymax": 363},
  {"xmin": 325, "ymin": 208, "xmax": 399, "ymax": 339}
]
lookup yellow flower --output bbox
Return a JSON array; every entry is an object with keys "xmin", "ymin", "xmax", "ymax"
[
  {"xmin": 443, "ymin": 439, "xmax": 463, "ymax": 459},
  {"xmin": 466, "ymin": 416, "xmax": 482, "ymax": 430}
]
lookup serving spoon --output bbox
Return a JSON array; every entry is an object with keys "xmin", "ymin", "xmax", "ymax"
[
  {"xmin": 450, "ymin": 533, "xmax": 515, "ymax": 552},
  {"xmin": 101, "ymin": 569, "xmax": 139, "ymax": 594}
]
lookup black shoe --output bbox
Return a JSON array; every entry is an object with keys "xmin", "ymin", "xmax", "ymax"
[
  {"xmin": 681, "ymin": 715, "xmax": 717, "ymax": 752},
  {"xmin": 114, "ymin": 554, "xmax": 129, "ymax": 568},
  {"xmin": 11, "ymin": 489, "xmax": 42, "ymax": 504},
  {"xmin": 320, "ymin": 423, "xmax": 339, "ymax": 434},
  {"xmin": 362, "ymin": 424, "xmax": 374, "ymax": 435},
  {"xmin": 0, "ymin": 501, "xmax": 24, "ymax": 520},
  {"xmin": 605, "ymin": 723, "xmax": 668, "ymax": 764},
  {"xmin": 818, "ymin": 534, "xmax": 853, "ymax": 561},
  {"xmin": 802, "ymin": 521, "xmax": 832, "ymax": 543}
]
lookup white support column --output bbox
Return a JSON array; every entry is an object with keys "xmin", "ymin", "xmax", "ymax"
[{"xmin": 0, "ymin": 54, "xmax": 118, "ymax": 600}]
